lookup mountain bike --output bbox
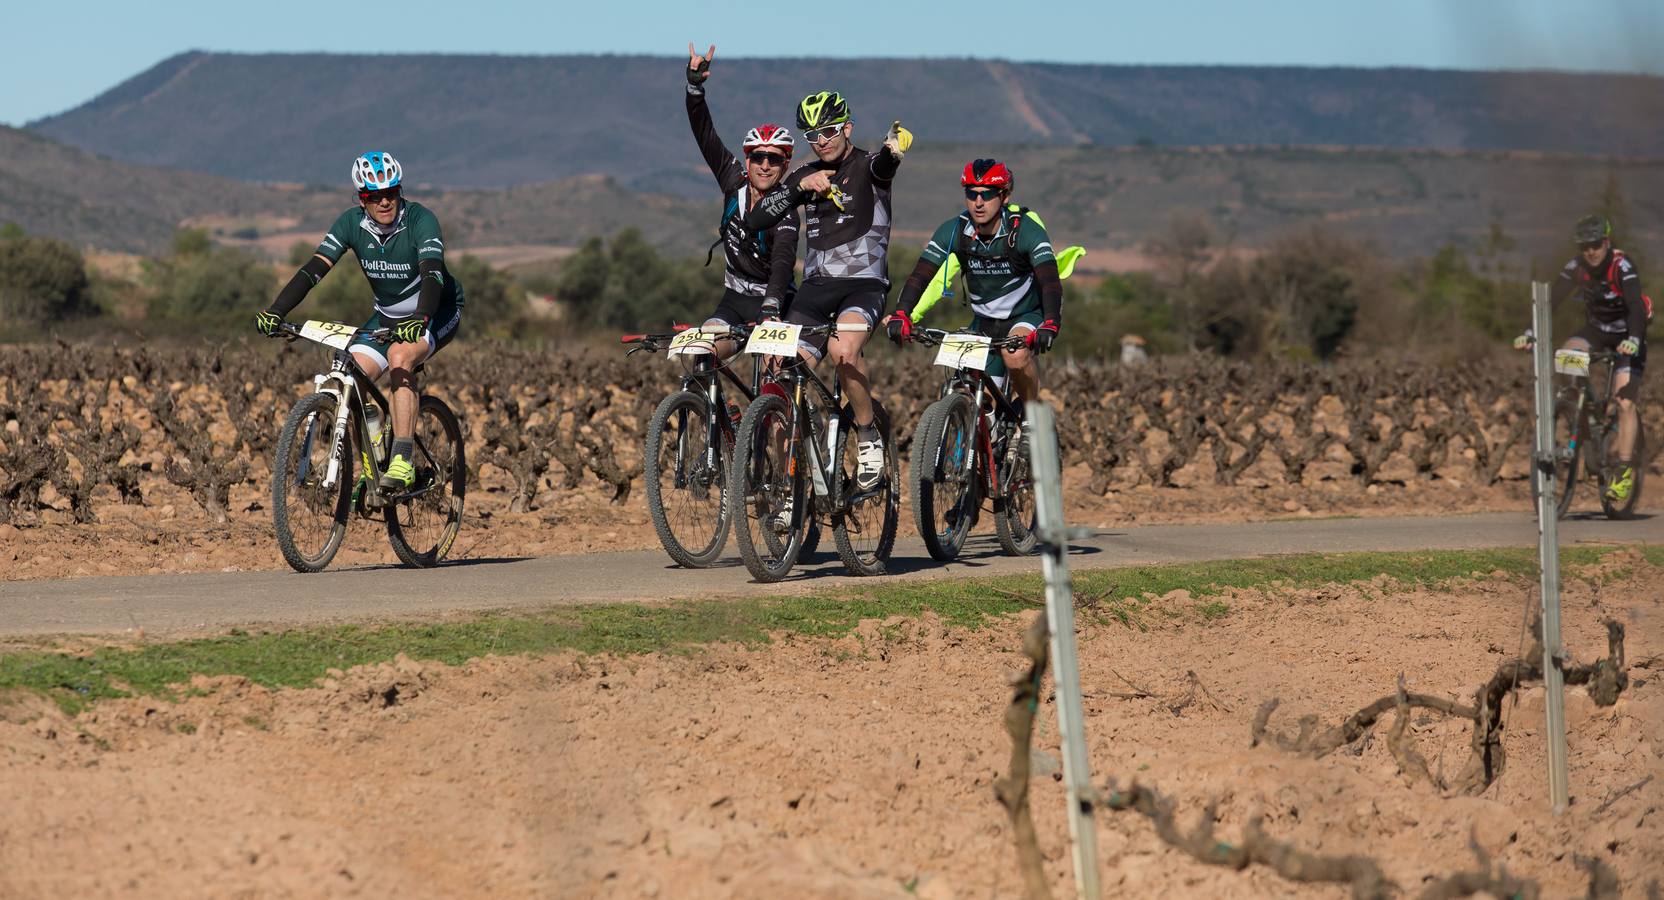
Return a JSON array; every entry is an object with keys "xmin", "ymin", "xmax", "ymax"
[
  {"xmin": 905, "ymin": 328, "xmax": 1038, "ymax": 560},
  {"xmin": 268, "ymin": 320, "xmax": 465, "ymax": 572},
  {"xmin": 725, "ymin": 321, "xmax": 899, "ymax": 581},
  {"xmin": 623, "ymin": 324, "xmax": 757, "ymax": 567},
  {"xmin": 1532, "ymin": 346, "xmax": 1648, "ymax": 519}
]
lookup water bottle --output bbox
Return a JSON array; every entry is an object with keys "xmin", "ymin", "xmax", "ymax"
[{"xmin": 365, "ymin": 403, "xmax": 388, "ymax": 463}]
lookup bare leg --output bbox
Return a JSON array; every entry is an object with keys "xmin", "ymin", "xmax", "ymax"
[
  {"xmin": 1614, "ymin": 370, "xmax": 1639, "ymax": 462},
  {"xmin": 1002, "ymin": 325, "xmax": 1040, "ymax": 408},
  {"xmin": 385, "ymin": 339, "xmax": 432, "ymax": 440},
  {"xmin": 827, "ymin": 312, "xmax": 874, "ymax": 426}
]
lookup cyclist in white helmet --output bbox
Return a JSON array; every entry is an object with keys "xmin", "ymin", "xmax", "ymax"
[
  {"xmin": 255, "ymin": 151, "xmax": 465, "ymax": 491},
  {"xmin": 685, "ymin": 42, "xmax": 800, "ymax": 352}
]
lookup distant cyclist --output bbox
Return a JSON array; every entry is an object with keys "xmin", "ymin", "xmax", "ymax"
[
  {"xmin": 1514, "ymin": 214, "xmax": 1650, "ymax": 502},
  {"xmin": 684, "ymin": 43, "xmax": 800, "ymax": 353},
  {"xmin": 255, "ymin": 151, "xmax": 464, "ymax": 491},
  {"xmin": 742, "ymin": 91, "xmax": 912, "ymax": 491},
  {"xmin": 885, "ymin": 159, "xmax": 1065, "ymax": 408}
]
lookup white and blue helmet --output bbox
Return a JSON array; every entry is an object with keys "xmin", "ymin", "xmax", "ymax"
[{"xmin": 351, "ymin": 151, "xmax": 403, "ymax": 191}]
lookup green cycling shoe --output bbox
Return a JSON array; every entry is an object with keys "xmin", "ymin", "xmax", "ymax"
[
  {"xmin": 1604, "ymin": 466, "xmax": 1636, "ymax": 502},
  {"xmin": 380, "ymin": 454, "xmax": 416, "ymax": 491}
]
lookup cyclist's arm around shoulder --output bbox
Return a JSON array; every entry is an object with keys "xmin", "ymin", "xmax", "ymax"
[
  {"xmin": 685, "ymin": 81, "xmax": 742, "ymax": 191},
  {"xmin": 765, "ymin": 208, "xmax": 800, "ymax": 307},
  {"xmin": 741, "ymin": 165, "xmax": 812, "ymax": 231}
]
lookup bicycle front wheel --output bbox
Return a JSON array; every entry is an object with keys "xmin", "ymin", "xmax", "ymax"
[
  {"xmin": 833, "ymin": 403, "xmax": 899, "ymax": 576},
  {"xmin": 911, "ymin": 392, "xmax": 979, "ymax": 561},
  {"xmin": 645, "ymin": 390, "xmax": 731, "ymax": 567},
  {"xmin": 1530, "ymin": 398, "xmax": 1582, "ymax": 520},
  {"xmin": 385, "ymin": 395, "xmax": 466, "ymax": 568},
  {"xmin": 727, "ymin": 393, "xmax": 809, "ymax": 582},
  {"xmin": 272, "ymin": 392, "xmax": 352, "ymax": 573}
]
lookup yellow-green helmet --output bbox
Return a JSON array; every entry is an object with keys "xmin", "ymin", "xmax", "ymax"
[{"xmin": 796, "ymin": 91, "xmax": 851, "ymax": 131}]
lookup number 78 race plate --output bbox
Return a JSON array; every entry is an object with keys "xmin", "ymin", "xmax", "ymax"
[
  {"xmin": 744, "ymin": 322, "xmax": 803, "ymax": 357},
  {"xmin": 934, "ymin": 333, "xmax": 992, "ymax": 370}
]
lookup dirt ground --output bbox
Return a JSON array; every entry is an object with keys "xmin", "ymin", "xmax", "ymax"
[
  {"xmin": 2, "ymin": 553, "xmax": 1658, "ymax": 898},
  {"xmin": 0, "ymin": 450, "xmax": 1548, "ymax": 582}
]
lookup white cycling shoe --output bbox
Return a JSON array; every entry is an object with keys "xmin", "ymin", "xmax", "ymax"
[
  {"xmin": 855, "ymin": 436, "xmax": 886, "ymax": 492},
  {"xmin": 770, "ymin": 495, "xmax": 795, "ymax": 534}
]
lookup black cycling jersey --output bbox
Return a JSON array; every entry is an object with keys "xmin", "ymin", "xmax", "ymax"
[
  {"xmin": 1556, "ymin": 249, "xmax": 1648, "ymax": 342},
  {"xmin": 743, "ymin": 143, "xmax": 902, "ymax": 285},
  {"xmin": 685, "ymin": 84, "xmax": 799, "ymax": 304}
]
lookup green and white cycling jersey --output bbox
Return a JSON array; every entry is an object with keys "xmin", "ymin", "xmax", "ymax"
[
  {"xmin": 314, "ymin": 200, "xmax": 464, "ymax": 318},
  {"xmin": 916, "ymin": 207, "xmax": 1055, "ymax": 320}
]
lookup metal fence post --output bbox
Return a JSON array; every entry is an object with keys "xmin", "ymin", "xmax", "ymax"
[
  {"xmin": 1530, "ymin": 280, "xmax": 1570, "ymax": 813},
  {"xmin": 1025, "ymin": 402, "xmax": 1100, "ymax": 900}
]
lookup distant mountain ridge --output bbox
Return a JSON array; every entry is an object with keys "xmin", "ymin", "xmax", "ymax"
[{"xmin": 29, "ymin": 52, "xmax": 1664, "ymax": 192}]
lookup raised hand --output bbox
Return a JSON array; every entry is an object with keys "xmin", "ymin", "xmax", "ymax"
[{"xmin": 686, "ymin": 43, "xmax": 715, "ymax": 85}]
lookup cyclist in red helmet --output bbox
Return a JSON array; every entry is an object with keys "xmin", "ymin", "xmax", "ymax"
[
  {"xmin": 684, "ymin": 43, "xmax": 799, "ymax": 354},
  {"xmin": 885, "ymin": 158, "xmax": 1063, "ymax": 408}
]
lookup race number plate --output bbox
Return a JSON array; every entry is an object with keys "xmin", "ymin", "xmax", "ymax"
[
  {"xmin": 1553, "ymin": 349, "xmax": 1590, "ymax": 377},
  {"xmin": 667, "ymin": 328, "xmax": 717, "ymax": 357},
  {"xmin": 299, "ymin": 320, "xmax": 356, "ymax": 350},
  {"xmin": 934, "ymin": 333, "xmax": 992, "ymax": 371},
  {"xmin": 744, "ymin": 322, "xmax": 803, "ymax": 357}
]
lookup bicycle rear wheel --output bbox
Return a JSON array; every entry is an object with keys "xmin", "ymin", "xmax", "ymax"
[
  {"xmin": 272, "ymin": 392, "xmax": 352, "ymax": 573},
  {"xmin": 1599, "ymin": 414, "xmax": 1647, "ymax": 520},
  {"xmin": 911, "ymin": 392, "xmax": 979, "ymax": 561},
  {"xmin": 994, "ymin": 419, "xmax": 1040, "ymax": 556},
  {"xmin": 727, "ymin": 393, "xmax": 809, "ymax": 582},
  {"xmin": 645, "ymin": 390, "xmax": 731, "ymax": 567},
  {"xmin": 1530, "ymin": 398, "xmax": 1582, "ymax": 520},
  {"xmin": 385, "ymin": 395, "xmax": 466, "ymax": 567},
  {"xmin": 833, "ymin": 404, "xmax": 899, "ymax": 576}
]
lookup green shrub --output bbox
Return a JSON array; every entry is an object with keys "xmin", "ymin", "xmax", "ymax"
[
  {"xmin": 143, "ymin": 228, "xmax": 275, "ymax": 325},
  {"xmin": 0, "ymin": 230, "xmax": 97, "ymax": 325}
]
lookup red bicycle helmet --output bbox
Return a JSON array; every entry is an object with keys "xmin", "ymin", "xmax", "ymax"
[{"xmin": 961, "ymin": 158, "xmax": 1013, "ymax": 190}]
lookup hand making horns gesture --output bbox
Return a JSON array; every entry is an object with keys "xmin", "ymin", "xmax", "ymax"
[{"xmin": 687, "ymin": 43, "xmax": 715, "ymax": 85}]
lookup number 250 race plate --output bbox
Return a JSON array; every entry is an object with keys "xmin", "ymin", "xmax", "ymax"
[
  {"xmin": 667, "ymin": 328, "xmax": 716, "ymax": 357},
  {"xmin": 745, "ymin": 323, "xmax": 803, "ymax": 357},
  {"xmin": 299, "ymin": 320, "xmax": 356, "ymax": 350},
  {"xmin": 934, "ymin": 333, "xmax": 992, "ymax": 371}
]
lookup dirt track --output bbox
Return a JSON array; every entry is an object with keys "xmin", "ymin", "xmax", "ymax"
[
  {"xmin": 2, "ymin": 552, "xmax": 1659, "ymax": 898},
  {"xmin": 2, "ymin": 511, "xmax": 1660, "ymax": 637}
]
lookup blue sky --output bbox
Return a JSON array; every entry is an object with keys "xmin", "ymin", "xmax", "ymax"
[{"xmin": 5, "ymin": 0, "xmax": 1660, "ymax": 126}]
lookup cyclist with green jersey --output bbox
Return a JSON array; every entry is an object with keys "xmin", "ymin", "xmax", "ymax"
[
  {"xmin": 255, "ymin": 151, "xmax": 465, "ymax": 490},
  {"xmin": 885, "ymin": 159, "xmax": 1064, "ymax": 407}
]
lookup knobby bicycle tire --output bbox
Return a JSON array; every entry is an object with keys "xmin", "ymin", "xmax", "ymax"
[
  {"xmin": 832, "ymin": 403, "xmax": 899, "ymax": 576},
  {"xmin": 994, "ymin": 419, "xmax": 1040, "ymax": 556},
  {"xmin": 644, "ymin": 390, "xmax": 732, "ymax": 567},
  {"xmin": 911, "ymin": 393, "xmax": 979, "ymax": 561},
  {"xmin": 272, "ymin": 392, "xmax": 352, "ymax": 573},
  {"xmin": 726, "ymin": 393, "xmax": 809, "ymax": 582},
  {"xmin": 385, "ymin": 395, "xmax": 466, "ymax": 568}
]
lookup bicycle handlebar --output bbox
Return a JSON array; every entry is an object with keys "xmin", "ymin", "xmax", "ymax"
[
  {"xmin": 269, "ymin": 322, "xmax": 397, "ymax": 344},
  {"xmin": 911, "ymin": 327, "xmax": 1027, "ymax": 351}
]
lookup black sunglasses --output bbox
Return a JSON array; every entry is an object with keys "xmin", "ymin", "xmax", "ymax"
[
  {"xmin": 748, "ymin": 151, "xmax": 788, "ymax": 167},
  {"xmin": 964, "ymin": 187, "xmax": 1003, "ymax": 202},
  {"xmin": 359, "ymin": 187, "xmax": 401, "ymax": 204},
  {"xmin": 1578, "ymin": 239, "xmax": 1607, "ymax": 251}
]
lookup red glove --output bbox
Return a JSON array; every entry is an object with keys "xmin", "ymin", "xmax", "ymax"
[
  {"xmin": 886, "ymin": 310, "xmax": 913, "ymax": 345},
  {"xmin": 1028, "ymin": 319, "xmax": 1059, "ymax": 353}
]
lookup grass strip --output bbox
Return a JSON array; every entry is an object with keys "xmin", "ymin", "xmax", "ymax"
[{"xmin": 0, "ymin": 545, "xmax": 1641, "ymax": 714}]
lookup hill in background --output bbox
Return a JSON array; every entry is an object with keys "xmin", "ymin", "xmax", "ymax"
[
  {"xmin": 7, "ymin": 121, "xmax": 1663, "ymax": 268},
  {"xmin": 30, "ymin": 52, "xmax": 1664, "ymax": 192}
]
